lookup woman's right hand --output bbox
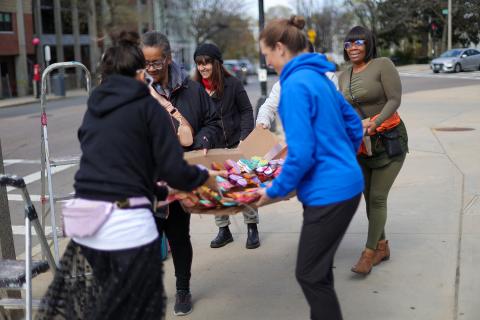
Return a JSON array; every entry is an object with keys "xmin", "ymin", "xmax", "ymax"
[{"xmin": 203, "ymin": 169, "xmax": 228, "ymax": 191}]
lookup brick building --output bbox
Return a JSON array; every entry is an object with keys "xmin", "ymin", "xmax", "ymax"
[{"xmin": 0, "ymin": 0, "xmax": 35, "ymax": 98}]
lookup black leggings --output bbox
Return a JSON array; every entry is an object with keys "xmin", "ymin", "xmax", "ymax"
[
  {"xmin": 296, "ymin": 194, "xmax": 361, "ymax": 320},
  {"xmin": 155, "ymin": 201, "xmax": 192, "ymax": 291}
]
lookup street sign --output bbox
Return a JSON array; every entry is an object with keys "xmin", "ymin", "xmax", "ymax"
[
  {"xmin": 307, "ymin": 29, "xmax": 316, "ymax": 43},
  {"xmin": 44, "ymin": 45, "xmax": 51, "ymax": 62},
  {"xmin": 258, "ymin": 68, "xmax": 267, "ymax": 82},
  {"xmin": 442, "ymin": 8, "xmax": 448, "ymax": 15}
]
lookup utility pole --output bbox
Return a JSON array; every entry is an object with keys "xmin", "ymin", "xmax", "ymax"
[
  {"xmin": 256, "ymin": 0, "xmax": 268, "ymax": 119},
  {"xmin": 88, "ymin": 0, "xmax": 99, "ymax": 75},
  {"xmin": 72, "ymin": 0, "xmax": 82, "ymax": 88},
  {"xmin": 447, "ymin": 0, "xmax": 452, "ymax": 50}
]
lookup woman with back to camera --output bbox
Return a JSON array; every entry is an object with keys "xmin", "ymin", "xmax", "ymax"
[
  {"xmin": 256, "ymin": 16, "xmax": 364, "ymax": 320},
  {"xmin": 192, "ymin": 43, "xmax": 260, "ymax": 250},
  {"xmin": 338, "ymin": 26, "xmax": 408, "ymax": 275},
  {"xmin": 36, "ymin": 31, "xmax": 217, "ymax": 320},
  {"xmin": 141, "ymin": 31, "xmax": 222, "ymax": 316}
]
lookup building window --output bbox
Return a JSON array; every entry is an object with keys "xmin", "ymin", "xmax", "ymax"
[{"xmin": 0, "ymin": 12, "xmax": 13, "ymax": 32}]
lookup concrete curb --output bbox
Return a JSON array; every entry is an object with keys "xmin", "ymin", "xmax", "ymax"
[{"xmin": 0, "ymin": 89, "xmax": 88, "ymax": 109}]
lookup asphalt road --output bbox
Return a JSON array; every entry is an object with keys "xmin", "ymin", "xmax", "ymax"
[{"xmin": 0, "ymin": 71, "xmax": 479, "ymax": 256}]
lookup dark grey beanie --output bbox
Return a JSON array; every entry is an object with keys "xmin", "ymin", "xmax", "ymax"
[{"xmin": 194, "ymin": 43, "xmax": 223, "ymax": 63}]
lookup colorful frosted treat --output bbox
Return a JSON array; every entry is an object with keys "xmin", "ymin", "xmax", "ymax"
[
  {"xmin": 216, "ymin": 176, "xmax": 235, "ymax": 191},
  {"xmin": 229, "ymin": 174, "xmax": 248, "ymax": 187},
  {"xmin": 211, "ymin": 162, "xmax": 224, "ymax": 171},
  {"xmin": 224, "ymin": 159, "xmax": 241, "ymax": 174},
  {"xmin": 199, "ymin": 199, "xmax": 216, "ymax": 208},
  {"xmin": 263, "ymin": 166, "xmax": 274, "ymax": 176}
]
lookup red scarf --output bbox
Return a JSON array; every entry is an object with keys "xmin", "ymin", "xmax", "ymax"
[{"xmin": 202, "ymin": 78, "xmax": 213, "ymax": 92}]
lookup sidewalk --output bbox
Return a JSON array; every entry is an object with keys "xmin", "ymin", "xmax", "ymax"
[
  {"xmin": 396, "ymin": 64, "xmax": 431, "ymax": 72},
  {"xmin": 29, "ymin": 83, "xmax": 480, "ymax": 320},
  {"xmin": 0, "ymin": 89, "xmax": 88, "ymax": 109}
]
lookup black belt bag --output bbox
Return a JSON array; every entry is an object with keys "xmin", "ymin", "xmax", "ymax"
[{"xmin": 378, "ymin": 127, "xmax": 403, "ymax": 157}]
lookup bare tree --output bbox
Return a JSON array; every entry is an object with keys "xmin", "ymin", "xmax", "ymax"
[
  {"xmin": 189, "ymin": 0, "xmax": 247, "ymax": 45},
  {"xmin": 266, "ymin": 5, "xmax": 293, "ymax": 21}
]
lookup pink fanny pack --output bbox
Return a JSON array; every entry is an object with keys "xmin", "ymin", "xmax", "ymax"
[{"xmin": 62, "ymin": 197, "xmax": 151, "ymax": 238}]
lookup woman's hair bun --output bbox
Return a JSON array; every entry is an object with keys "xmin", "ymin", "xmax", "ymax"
[
  {"xmin": 288, "ymin": 15, "xmax": 306, "ymax": 30},
  {"xmin": 115, "ymin": 30, "xmax": 140, "ymax": 47}
]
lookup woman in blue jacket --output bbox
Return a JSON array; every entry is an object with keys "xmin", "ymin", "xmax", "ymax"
[{"xmin": 257, "ymin": 16, "xmax": 364, "ymax": 320}]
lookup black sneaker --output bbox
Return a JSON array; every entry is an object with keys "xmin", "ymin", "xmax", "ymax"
[{"xmin": 174, "ymin": 290, "xmax": 192, "ymax": 316}]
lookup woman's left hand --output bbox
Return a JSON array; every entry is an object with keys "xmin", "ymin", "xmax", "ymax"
[
  {"xmin": 256, "ymin": 188, "xmax": 274, "ymax": 207},
  {"xmin": 365, "ymin": 120, "xmax": 378, "ymax": 135}
]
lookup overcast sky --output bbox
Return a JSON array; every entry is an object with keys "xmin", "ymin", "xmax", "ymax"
[{"xmin": 247, "ymin": 0, "xmax": 327, "ymax": 18}]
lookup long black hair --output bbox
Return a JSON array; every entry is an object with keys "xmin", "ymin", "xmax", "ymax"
[{"xmin": 99, "ymin": 31, "xmax": 145, "ymax": 79}]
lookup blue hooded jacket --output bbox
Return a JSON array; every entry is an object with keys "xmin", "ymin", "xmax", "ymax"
[{"xmin": 266, "ymin": 53, "xmax": 364, "ymax": 206}]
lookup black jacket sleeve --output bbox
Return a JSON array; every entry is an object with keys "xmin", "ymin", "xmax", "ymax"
[
  {"xmin": 234, "ymin": 80, "xmax": 255, "ymax": 140},
  {"xmin": 191, "ymin": 84, "xmax": 222, "ymax": 150},
  {"xmin": 147, "ymin": 99, "xmax": 208, "ymax": 191}
]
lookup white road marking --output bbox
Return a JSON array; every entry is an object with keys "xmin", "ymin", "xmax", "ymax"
[
  {"xmin": 400, "ymin": 71, "xmax": 480, "ymax": 80},
  {"xmin": 3, "ymin": 159, "xmax": 42, "ymax": 166},
  {"xmin": 7, "ymin": 194, "xmax": 42, "ymax": 202},
  {"xmin": 5, "ymin": 164, "xmax": 77, "ymax": 192},
  {"xmin": 11, "ymin": 225, "xmax": 53, "ymax": 236}
]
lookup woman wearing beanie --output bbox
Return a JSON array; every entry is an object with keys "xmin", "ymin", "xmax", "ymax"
[
  {"xmin": 193, "ymin": 43, "xmax": 259, "ymax": 250},
  {"xmin": 256, "ymin": 16, "xmax": 364, "ymax": 320}
]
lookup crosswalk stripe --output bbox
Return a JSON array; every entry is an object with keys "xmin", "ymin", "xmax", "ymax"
[
  {"xmin": 7, "ymin": 194, "xmax": 42, "ymax": 202},
  {"xmin": 11, "ymin": 225, "xmax": 53, "ymax": 236},
  {"xmin": 5, "ymin": 164, "xmax": 77, "ymax": 192},
  {"xmin": 3, "ymin": 159, "xmax": 42, "ymax": 165}
]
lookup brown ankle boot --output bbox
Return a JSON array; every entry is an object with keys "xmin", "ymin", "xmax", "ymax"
[
  {"xmin": 373, "ymin": 240, "xmax": 390, "ymax": 266},
  {"xmin": 351, "ymin": 249, "xmax": 375, "ymax": 275}
]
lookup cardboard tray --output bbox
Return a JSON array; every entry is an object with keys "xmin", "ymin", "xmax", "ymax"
[
  {"xmin": 183, "ymin": 128, "xmax": 290, "ymax": 215},
  {"xmin": 182, "ymin": 192, "xmax": 296, "ymax": 216}
]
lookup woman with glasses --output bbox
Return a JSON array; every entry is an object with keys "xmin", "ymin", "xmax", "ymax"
[
  {"xmin": 338, "ymin": 26, "xmax": 408, "ymax": 275},
  {"xmin": 192, "ymin": 43, "xmax": 259, "ymax": 250},
  {"xmin": 141, "ymin": 31, "xmax": 222, "ymax": 317}
]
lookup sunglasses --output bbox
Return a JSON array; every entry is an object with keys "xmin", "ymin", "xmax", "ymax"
[{"xmin": 344, "ymin": 39, "xmax": 366, "ymax": 50}]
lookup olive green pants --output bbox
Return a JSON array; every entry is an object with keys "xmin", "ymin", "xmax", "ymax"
[{"xmin": 361, "ymin": 155, "xmax": 405, "ymax": 250}]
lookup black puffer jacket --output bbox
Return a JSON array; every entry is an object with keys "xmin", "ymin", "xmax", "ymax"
[
  {"xmin": 205, "ymin": 75, "xmax": 254, "ymax": 148},
  {"xmin": 153, "ymin": 62, "xmax": 222, "ymax": 150},
  {"xmin": 74, "ymin": 75, "xmax": 208, "ymax": 203}
]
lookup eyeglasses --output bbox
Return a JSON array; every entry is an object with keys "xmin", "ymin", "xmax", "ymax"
[
  {"xmin": 344, "ymin": 39, "xmax": 366, "ymax": 50},
  {"xmin": 145, "ymin": 57, "xmax": 167, "ymax": 70}
]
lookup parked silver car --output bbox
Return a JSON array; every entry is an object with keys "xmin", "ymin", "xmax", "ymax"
[
  {"xmin": 431, "ymin": 48, "xmax": 480, "ymax": 73},
  {"xmin": 224, "ymin": 59, "xmax": 248, "ymax": 85}
]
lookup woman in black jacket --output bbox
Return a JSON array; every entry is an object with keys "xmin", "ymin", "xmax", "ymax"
[
  {"xmin": 193, "ymin": 43, "xmax": 260, "ymax": 251},
  {"xmin": 37, "ymin": 31, "xmax": 214, "ymax": 320},
  {"xmin": 141, "ymin": 32, "xmax": 222, "ymax": 317}
]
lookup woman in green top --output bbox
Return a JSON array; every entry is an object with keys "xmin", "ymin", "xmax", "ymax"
[{"xmin": 338, "ymin": 26, "xmax": 408, "ymax": 275}]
